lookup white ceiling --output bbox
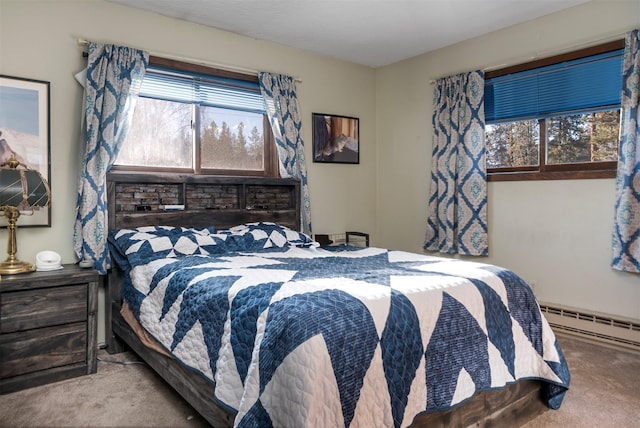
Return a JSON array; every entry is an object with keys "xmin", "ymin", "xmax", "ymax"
[{"xmin": 108, "ymin": 0, "xmax": 592, "ymax": 68}]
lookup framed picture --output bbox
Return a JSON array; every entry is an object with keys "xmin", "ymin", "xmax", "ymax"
[
  {"xmin": 0, "ymin": 75, "xmax": 51, "ymax": 227},
  {"xmin": 312, "ymin": 113, "xmax": 359, "ymax": 164}
]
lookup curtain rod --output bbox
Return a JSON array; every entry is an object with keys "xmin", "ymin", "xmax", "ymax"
[
  {"xmin": 428, "ymin": 31, "xmax": 628, "ymax": 85},
  {"xmin": 77, "ymin": 38, "xmax": 302, "ymax": 83}
]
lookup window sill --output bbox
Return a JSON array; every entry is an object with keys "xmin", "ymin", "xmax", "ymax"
[{"xmin": 487, "ymin": 169, "xmax": 616, "ymax": 181}]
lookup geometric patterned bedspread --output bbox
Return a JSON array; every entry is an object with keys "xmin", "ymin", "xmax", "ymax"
[{"xmin": 109, "ymin": 223, "xmax": 570, "ymax": 428}]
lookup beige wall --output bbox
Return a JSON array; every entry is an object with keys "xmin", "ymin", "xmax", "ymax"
[
  {"xmin": 0, "ymin": 0, "xmax": 376, "ymax": 342},
  {"xmin": 376, "ymin": 0, "xmax": 640, "ymax": 320},
  {"xmin": 1, "ymin": 0, "xmax": 638, "ymax": 343},
  {"xmin": 0, "ymin": 0, "xmax": 377, "ymax": 252}
]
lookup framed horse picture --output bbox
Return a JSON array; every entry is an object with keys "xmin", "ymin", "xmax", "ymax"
[{"xmin": 0, "ymin": 75, "xmax": 51, "ymax": 226}]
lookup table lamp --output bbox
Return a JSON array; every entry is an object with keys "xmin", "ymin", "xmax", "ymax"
[{"xmin": 0, "ymin": 153, "xmax": 51, "ymax": 274}]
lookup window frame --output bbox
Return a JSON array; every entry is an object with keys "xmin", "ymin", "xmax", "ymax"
[
  {"xmin": 485, "ymin": 40, "xmax": 624, "ymax": 182},
  {"xmin": 111, "ymin": 56, "xmax": 279, "ymax": 178}
]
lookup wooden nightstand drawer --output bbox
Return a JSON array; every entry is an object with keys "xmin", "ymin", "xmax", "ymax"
[
  {"xmin": 0, "ymin": 265, "xmax": 99, "ymax": 394},
  {"xmin": 1, "ymin": 285, "xmax": 88, "ymax": 333},
  {"xmin": 0, "ymin": 323, "xmax": 87, "ymax": 378}
]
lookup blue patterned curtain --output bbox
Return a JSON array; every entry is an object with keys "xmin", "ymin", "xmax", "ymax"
[
  {"xmin": 258, "ymin": 72, "xmax": 312, "ymax": 235},
  {"xmin": 612, "ymin": 30, "xmax": 640, "ymax": 273},
  {"xmin": 73, "ymin": 43, "xmax": 148, "ymax": 274},
  {"xmin": 424, "ymin": 71, "xmax": 488, "ymax": 256}
]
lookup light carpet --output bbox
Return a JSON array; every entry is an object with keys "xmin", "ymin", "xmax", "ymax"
[{"xmin": 0, "ymin": 335, "xmax": 638, "ymax": 427}]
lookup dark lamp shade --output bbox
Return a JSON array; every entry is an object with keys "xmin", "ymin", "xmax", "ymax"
[
  {"xmin": 0, "ymin": 168, "xmax": 50, "ymax": 210},
  {"xmin": 0, "ymin": 161, "xmax": 51, "ymax": 274}
]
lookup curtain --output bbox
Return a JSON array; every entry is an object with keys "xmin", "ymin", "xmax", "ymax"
[
  {"xmin": 258, "ymin": 72, "xmax": 312, "ymax": 235},
  {"xmin": 612, "ymin": 29, "xmax": 640, "ymax": 273},
  {"xmin": 73, "ymin": 43, "xmax": 148, "ymax": 274},
  {"xmin": 424, "ymin": 71, "xmax": 488, "ymax": 256}
]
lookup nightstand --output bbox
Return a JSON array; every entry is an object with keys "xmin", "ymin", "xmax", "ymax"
[{"xmin": 0, "ymin": 264, "xmax": 99, "ymax": 394}]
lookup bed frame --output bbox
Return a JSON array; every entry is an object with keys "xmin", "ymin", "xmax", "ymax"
[{"xmin": 104, "ymin": 171, "xmax": 549, "ymax": 427}]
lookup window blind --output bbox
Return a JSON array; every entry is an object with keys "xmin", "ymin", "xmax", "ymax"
[
  {"xmin": 139, "ymin": 67, "xmax": 266, "ymax": 114},
  {"xmin": 485, "ymin": 49, "xmax": 624, "ymax": 123}
]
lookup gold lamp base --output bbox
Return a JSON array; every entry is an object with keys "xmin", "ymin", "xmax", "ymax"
[
  {"xmin": 0, "ymin": 258, "xmax": 36, "ymax": 274},
  {"xmin": 0, "ymin": 206, "xmax": 36, "ymax": 275}
]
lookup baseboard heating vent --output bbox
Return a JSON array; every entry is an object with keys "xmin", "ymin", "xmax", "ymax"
[{"xmin": 539, "ymin": 302, "xmax": 640, "ymax": 353}]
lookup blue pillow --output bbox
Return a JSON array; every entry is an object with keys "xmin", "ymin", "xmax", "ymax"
[
  {"xmin": 108, "ymin": 223, "xmax": 317, "ymax": 271},
  {"xmin": 108, "ymin": 225, "xmax": 222, "ymax": 270},
  {"xmin": 224, "ymin": 222, "xmax": 318, "ymax": 250}
]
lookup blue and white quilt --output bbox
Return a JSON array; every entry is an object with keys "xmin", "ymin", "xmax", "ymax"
[{"xmin": 109, "ymin": 222, "xmax": 570, "ymax": 428}]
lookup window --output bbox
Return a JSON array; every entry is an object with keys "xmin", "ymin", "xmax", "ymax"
[
  {"xmin": 484, "ymin": 40, "xmax": 624, "ymax": 181},
  {"xmin": 115, "ymin": 57, "xmax": 278, "ymax": 177}
]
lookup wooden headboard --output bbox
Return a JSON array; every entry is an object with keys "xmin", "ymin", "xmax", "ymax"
[{"xmin": 107, "ymin": 171, "xmax": 301, "ymax": 232}]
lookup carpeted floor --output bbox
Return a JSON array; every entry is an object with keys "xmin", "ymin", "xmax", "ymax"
[{"xmin": 0, "ymin": 335, "xmax": 638, "ymax": 427}]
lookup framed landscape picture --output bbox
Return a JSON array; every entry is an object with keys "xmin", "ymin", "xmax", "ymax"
[
  {"xmin": 0, "ymin": 75, "xmax": 51, "ymax": 227},
  {"xmin": 312, "ymin": 113, "xmax": 359, "ymax": 164}
]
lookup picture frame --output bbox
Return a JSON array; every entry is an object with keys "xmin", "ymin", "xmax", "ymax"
[
  {"xmin": 312, "ymin": 113, "xmax": 359, "ymax": 164},
  {"xmin": 0, "ymin": 75, "xmax": 51, "ymax": 227}
]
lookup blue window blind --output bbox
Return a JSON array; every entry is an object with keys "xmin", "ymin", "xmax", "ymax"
[
  {"xmin": 139, "ymin": 67, "xmax": 266, "ymax": 114},
  {"xmin": 485, "ymin": 49, "xmax": 624, "ymax": 123}
]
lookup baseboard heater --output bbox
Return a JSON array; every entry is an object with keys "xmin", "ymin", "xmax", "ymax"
[{"xmin": 539, "ymin": 302, "xmax": 640, "ymax": 353}]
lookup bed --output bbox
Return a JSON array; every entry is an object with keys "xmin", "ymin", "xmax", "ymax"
[{"xmin": 104, "ymin": 172, "xmax": 570, "ymax": 428}]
